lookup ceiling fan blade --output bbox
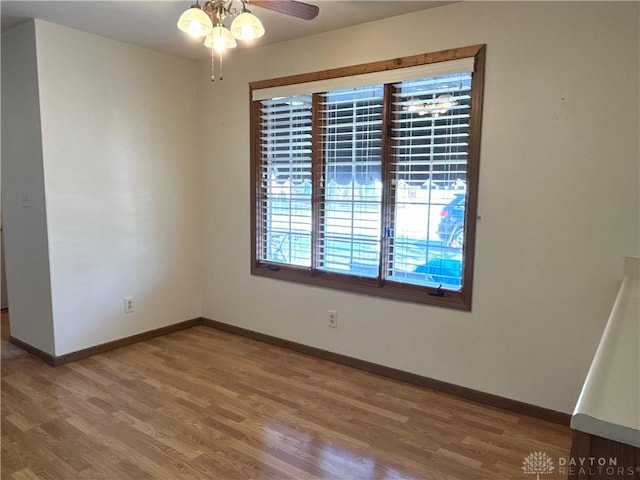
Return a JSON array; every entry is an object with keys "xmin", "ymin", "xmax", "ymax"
[{"xmin": 248, "ymin": 1, "xmax": 319, "ymax": 20}]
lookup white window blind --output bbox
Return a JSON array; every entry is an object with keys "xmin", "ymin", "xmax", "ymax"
[
  {"xmin": 258, "ymin": 95, "xmax": 313, "ymax": 266},
  {"xmin": 386, "ymin": 71, "xmax": 473, "ymax": 288},
  {"xmin": 315, "ymin": 85, "xmax": 384, "ymax": 277},
  {"xmin": 252, "ymin": 57, "xmax": 475, "ymax": 101}
]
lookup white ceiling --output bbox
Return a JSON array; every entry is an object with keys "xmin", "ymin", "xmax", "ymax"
[{"xmin": 1, "ymin": 1, "xmax": 451, "ymax": 60}]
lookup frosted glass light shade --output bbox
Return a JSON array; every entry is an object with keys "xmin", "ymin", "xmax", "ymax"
[
  {"xmin": 204, "ymin": 26, "xmax": 238, "ymax": 52},
  {"xmin": 428, "ymin": 94, "xmax": 458, "ymax": 117},
  {"xmin": 177, "ymin": 7, "xmax": 213, "ymax": 37},
  {"xmin": 230, "ymin": 11, "xmax": 265, "ymax": 41}
]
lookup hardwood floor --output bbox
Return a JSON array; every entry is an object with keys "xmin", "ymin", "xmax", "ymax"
[{"xmin": 1, "ymin": 326, "xmax": 571, "ymax": 479}]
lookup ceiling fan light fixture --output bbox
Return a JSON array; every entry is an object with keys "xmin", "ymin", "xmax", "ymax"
[
  {"xmin": 177, "ymin": 6, "xmax": 213, "ymax": 38},
  {"xmin": 403, "ymin": 94, "xmax": 459, "ymax": 117},
  {"xmin": 204, "ymin": 26, "xmax": 238, "ymax": 52},
  {"xmin": 230, "ymin": 11, "xmax": 265, "ymax": 41},
  {"xmin": 429, "ymin": 94, "xmax": 458, "ymax": 117},
  {"xmin": 177, "ymin": 0, "xmax": 317, "ymax": 81}
]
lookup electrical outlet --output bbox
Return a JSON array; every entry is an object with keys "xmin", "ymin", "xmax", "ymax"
[
  {"xmin": 124, "ymin": 297, "xmax": 134, "ymax": 313},
  {"xmin": 328, "ymin": 310, "xmax": 337, "ymax": 328}
]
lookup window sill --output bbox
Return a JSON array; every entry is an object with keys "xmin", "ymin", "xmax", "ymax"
[{"xmin": 251, "ymin": 263, "xmax": 471, "ymax": 311}]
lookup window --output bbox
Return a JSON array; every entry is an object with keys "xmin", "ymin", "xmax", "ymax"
[{"xmin": 250, "ymin": 45, "xmax": 485, "ymax": 310}]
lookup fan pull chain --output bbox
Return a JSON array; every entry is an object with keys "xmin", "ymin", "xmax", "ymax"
[{"xmin": 210, "ymin": 44, "xmax": 215, "ymax": 82}]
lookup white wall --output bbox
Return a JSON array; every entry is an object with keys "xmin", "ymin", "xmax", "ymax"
[
  {"xmin": 33, "ymin": 20, "xmax": 202, "ymax": 356},
  {"xmin": 1, "ymin": 21, "xmax": 56, "ymax": 354},
  {"xmin": 199, "ymin": 2, "xmax": 640, "ymax": 413}
]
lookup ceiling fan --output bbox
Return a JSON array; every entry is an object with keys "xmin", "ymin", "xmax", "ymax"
[
  {"xmin": 177, "ymin": 0, "xmax": 319, "ymax": 80},
  {"xmin": 245, "ymin": 1, "xmax": 319, "ymax": 21}
]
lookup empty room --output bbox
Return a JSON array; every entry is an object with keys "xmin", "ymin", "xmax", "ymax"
[{"xmin": 1, "ymin": 1, "xmax": 638, "ymax": 479}]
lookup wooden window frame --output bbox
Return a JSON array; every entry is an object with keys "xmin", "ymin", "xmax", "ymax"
[{"xmin": 250, "ymin": 44, "xmax": 486, "ymax": 311}]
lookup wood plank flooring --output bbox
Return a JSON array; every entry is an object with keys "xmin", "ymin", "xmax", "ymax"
[{"xmin": 1, "ymin": 325, "xmax": 571, "ymax": 479}]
